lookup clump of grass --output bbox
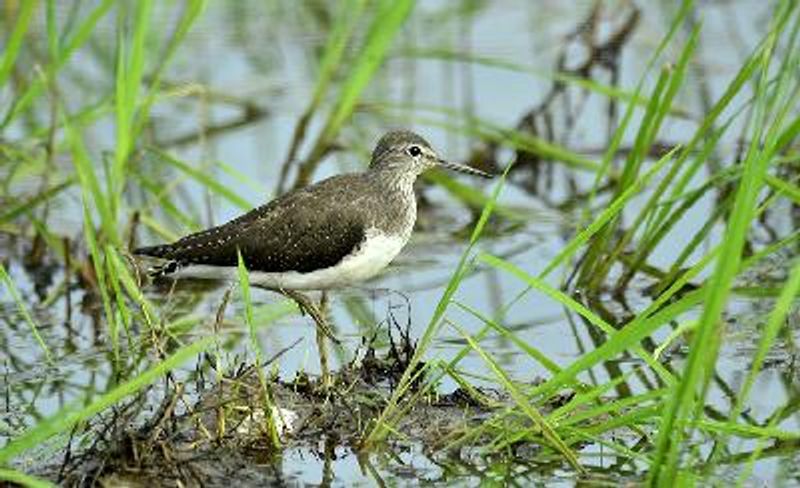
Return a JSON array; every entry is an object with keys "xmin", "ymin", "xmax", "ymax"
[
  {"xmin": 362, "ymin": 0, "xmax": 800, "ymax": 483},
  {"xmin": 0, "ymin": 0, "xmax": 228, "ymax": 476},
  {"xmin": 650, "ymin": 3, "xmax": 800, "ymax": 482}
]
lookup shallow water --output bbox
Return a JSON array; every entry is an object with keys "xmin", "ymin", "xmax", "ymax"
[{"xmin": 2, "ymin": 1, "xmax": 798, "ymax": 485}]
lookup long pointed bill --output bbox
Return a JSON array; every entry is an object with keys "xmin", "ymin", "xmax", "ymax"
[{"xmin": 437, "ymin": 159, "xmax": 494, "ymax": 178}]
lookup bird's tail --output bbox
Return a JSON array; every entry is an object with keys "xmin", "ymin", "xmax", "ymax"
[
  {"xmin": 133, "ymin": 245, "xmax": 180, "ymax": 278},
  {"xmin": 132, "ymin": 244, "xmax": 172, "ymax": 259},
  {"xmin": 146, "ymin": 260, "xmax": 181, "ymax": 278}
]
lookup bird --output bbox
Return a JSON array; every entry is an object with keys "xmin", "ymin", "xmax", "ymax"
[{"xmin": 133, "ymin": 130, "xmax": 492, "ymax": 388}]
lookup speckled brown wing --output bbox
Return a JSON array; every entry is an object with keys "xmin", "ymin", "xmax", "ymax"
[{"xmin": 134, "ymin": 174, "xmax": 371, "ymax": 274}]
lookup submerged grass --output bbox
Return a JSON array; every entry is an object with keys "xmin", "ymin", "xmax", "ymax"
[
  {"xmin": 0, "ymin": 336, "xmax": 215, "ymax": 465},
  {"xmin": 0, "ymin": 264, "xmax": 52, "ymax": 363}
]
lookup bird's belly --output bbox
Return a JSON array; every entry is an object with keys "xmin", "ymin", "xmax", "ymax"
[{"xmin": 172, "ymin": 231, "xmax": 408, "ymax": 290}]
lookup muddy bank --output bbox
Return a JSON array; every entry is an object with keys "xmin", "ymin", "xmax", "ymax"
[{"xmin": 41, "ymin": 328, "xmax": 543, "ymax": 487}]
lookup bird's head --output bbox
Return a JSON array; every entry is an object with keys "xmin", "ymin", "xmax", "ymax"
[{"xmin": 369, "ymin": 130, "xmax": 492, "ymax": 179}]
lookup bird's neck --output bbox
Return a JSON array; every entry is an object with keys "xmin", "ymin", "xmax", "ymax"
[
  {"xmin": 370, "ymin": 167, "xmax": 418, "ymax": 192},
  {"xmin": 367, "ymin": 169, "xmax": 418, "ymax": 240}
]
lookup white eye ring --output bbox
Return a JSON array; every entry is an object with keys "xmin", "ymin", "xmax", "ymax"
[{"xmin": 406, "ymin": 145, "xmax": 422, "ymax": 158}]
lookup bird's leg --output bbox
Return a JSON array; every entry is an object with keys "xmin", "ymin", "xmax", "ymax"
[
  {"xmin": 281, "ymin": 289, "xmax": 338, "ymax": 390},
  {"xmin": 317, "ymin": 291, "xmax": 332, "ymax": 390},
  {"xmin": 282, "ymin": 289, "xmax": 338, "ymax": 343}
]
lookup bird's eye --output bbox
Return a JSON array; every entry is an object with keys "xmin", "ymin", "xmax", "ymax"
[{"xmin": 406, "ymin": 145, "xmax": 422, "ymax": 157}]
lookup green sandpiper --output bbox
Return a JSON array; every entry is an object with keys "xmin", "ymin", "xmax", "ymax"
[{"xmin": 134, "ymin": 130, "xmax": 492, "ymax": 387}]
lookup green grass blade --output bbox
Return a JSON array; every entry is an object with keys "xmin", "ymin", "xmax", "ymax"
[
  {"xmin": 424, "ymin": 170, "xmax": 526, "ymax": 222},
  {"xmin": 104, "ymin": 245, "xmax": 131, "ymax": 357},
  {"xmin": 65, "ymin": 112, "xmax": 118, "ymax": 243},
  {"xmin": 453, "ymin": 301, "xmax": 562, "ymax": 375},
  {"xmin": 398, "ymin": 47, "xmax": 692, "ymax": 117},
  {"xmin": 132, "ymin": 0, "xmax": 207, "ymax": 143},
  {"xmin": 380, "ymin": 106, "xmax": 600, "ymax": 171},
  {"xmin": 147, "ymin": 148, "xmax": 254, "ymax": 211},
  {"xmin": 81, "ymin": 202, "xmax": 119, "ymax": 343},
  {"xmin": 237, "ymin": 251, "xmax": 255, "ymax": 344},
  {"xmin": 0, "ymin": 0, "xmax": 39, "ymax": 88},
  {"xmin": 765, "ymin": 173, "xmax": 800, "ymax": 205},
  {"xmin": 0, "ymin": 179, "xmax": 73, "ymax": 224},
  {"xmin": 112, "ymin": 0, "xmax": 153, "ymax": 218},
  {"xmin": 540, "ymin": 145, "xmax": 681, "ymax": 279},
  {"xmin": 528, "ymin": 285, "xmax": 706, "ymax": 401},
  {"xmin": 107, "ymin": 245, "xmax": 156, "ymax": 331},
  {"xmin": 237, "ymin": 251, "xmax": 280, "ymax": 448},
  {"xmin": 592, "ymin": 25, "xmax": 699, "ymax": 286},
  {"xmin": 278, "ymin": 0, "xmax": 368, "ymax": 192},
  {"xmin": 727, "ymin": 259, "xmax": 800, "ymax": 431},
  {"xmin": 0, "ymin": 468, "xmax": 54, "ymax": 488}
]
